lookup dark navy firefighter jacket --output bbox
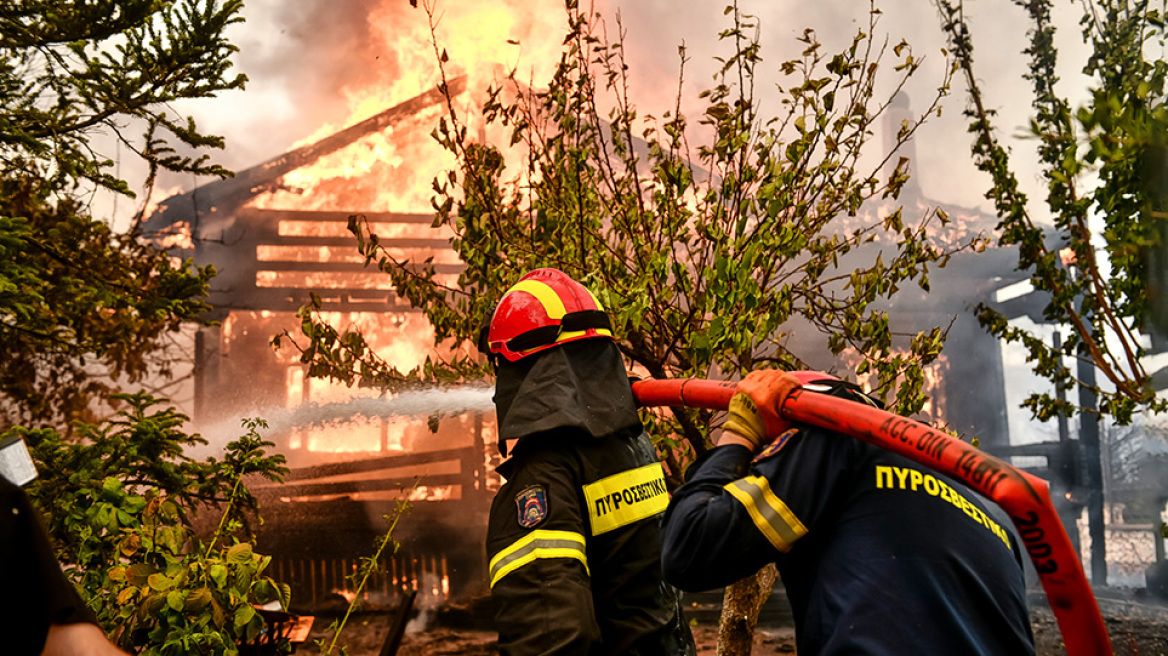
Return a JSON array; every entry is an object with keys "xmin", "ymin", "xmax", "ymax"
[
  {"xmin": 661, "ymin": 388, "xmax": 1036, "ymax": 655},
  {"xmin": 487, "ymin": 339, "xmax": 695, "ymax": 656}
]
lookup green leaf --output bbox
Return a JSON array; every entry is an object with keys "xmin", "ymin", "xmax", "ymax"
[
  {"xmin": 233, "ymin": 604, "xmax": 257, "ymax": 629},
  {"xmin": 209, "ymin": 564, "xmax": 228, "ymax": 588},
  {"xmin": 226, "ymin": 542, "xmax": 254, "ymax": 564},
  {"xmin": 148, "ymin": 573, "xmax": 174, "ymax": 592},
  {"xmin": 186, "ymin": 587, "xmax": 212, "ymax": 612},
  {"xmin": 166, "ymin": 590, "xmax": 185, "ymax": 612},
  {"xmin": 127, "ymin": 563, "xmax": 159, "ymax": 585}
]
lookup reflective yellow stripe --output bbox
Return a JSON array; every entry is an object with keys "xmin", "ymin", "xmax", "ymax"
[
  {"xmin": 488, "ymin": 530, "xmax": 588, "ymax": 588},
  {"xmin": 724, "ymin": 476, "xmax": 807, "ymax": 552},
  {"xmin": 504, "ymin": 281, "xmax": 612, "ymax": 344},
  {"xmin": 583, "ymin": 462, "xmax": 670, "ymax": 536},
  {"xmin": 508, "ymin": 280, "xmax": 569, "ymax": 318}
]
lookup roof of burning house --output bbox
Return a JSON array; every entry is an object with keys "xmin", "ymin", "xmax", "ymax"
[{"xmin": 142, "ymin": 75, "xmax": 469, "ymax": 238}]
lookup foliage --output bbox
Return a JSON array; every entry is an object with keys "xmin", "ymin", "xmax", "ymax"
[
  {"xmin": 935, "ymin": 0, "xmax": 1168, "ymax": 424},
  {"xmin": 278, "ymin": 0, "xmax": 976, "ymax": 476},
  {"xmin": 0, "ymin": 0, "xmax": 246, "ymax": 196},
  {"xmin": 0, "ymin": 176, "xmax": 216, "ymax": 429},
  {"xmin": 14, "ymin": 394, "xmax": 290, "ymax": 655},
  {"xmin": 0, "ymin": 0, "xmax": 244, "ymax": 427},
  {"xmin": 317, "ymin": 490, "xmax": 415, "ymax": 656}
]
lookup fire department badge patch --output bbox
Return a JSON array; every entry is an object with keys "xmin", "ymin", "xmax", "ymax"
[
  {"xmin": 515, "ymin": 485, "xmax": 548, "ymax": 528},
  {"xmin": 755, "ymin": 428, "xmax": 797, "ymax": 461}
]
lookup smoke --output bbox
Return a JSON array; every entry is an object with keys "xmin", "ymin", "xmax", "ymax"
[
  {"xmin": 597, "ymin": 0, "xmax": 1062, "ymax": 214},
  {"xmin": 405, "ymin": 572, "xmax": 443, "ymax": 634},
  {"xmin": 95, "ymin": 0, "xmax": 1096, "ymax": 240}
]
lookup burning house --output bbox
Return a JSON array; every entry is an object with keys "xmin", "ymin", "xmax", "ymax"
[{"xmin": 141, "ymin": 75, "xmax": 498, "ymax": 612}]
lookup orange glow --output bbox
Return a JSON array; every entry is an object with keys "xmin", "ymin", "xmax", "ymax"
[
  {"xmin": 410, "ymin": 485, "xmax": 455, "ymax": 501},
  {"xmin": 247, "ymin": 0, "xmax": 564, "ymax": 215},
  {"xmin": 332, "ymin": 588, "xmax": 358, "ymax": 603},
  {"xmin": 276, "ymin": 219, "xmax": 452, "ymax": 240},
  {"xmin": 152, "ymin": 220, "xmax": 195, "ymax": 251},
  {"xmin": 257, "ymin": 245, "xmax": 463, "ymax": 265},
  {"xmin": 229, "ymin": 0, "xmax": 561, "ymax": 458}
]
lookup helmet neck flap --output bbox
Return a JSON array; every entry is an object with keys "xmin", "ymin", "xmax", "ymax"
[{"xmin": 493, "ymin": 338, "xmax": 641, "ymax": 453}]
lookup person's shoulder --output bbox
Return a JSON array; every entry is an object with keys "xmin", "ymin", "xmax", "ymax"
[
  {"xmin": 509, "ymin": 429, "xmax": 588, "ymax": 463},
  {"xmin": 753, "ymin": 425, "xmax": 856, "ymax": 460}
]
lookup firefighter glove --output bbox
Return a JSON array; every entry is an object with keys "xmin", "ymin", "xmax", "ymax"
[{"xmin": 722, "ymin": 370, "xmax": 801, "ymax": 448}]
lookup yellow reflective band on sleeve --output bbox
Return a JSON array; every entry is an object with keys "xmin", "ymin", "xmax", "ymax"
[
  {"xmin": 488, "ymin": 530, "xmax": 588, "ymax": 588},
  {"xmin": 724, "ymin": 475, "xmax": 808, "ymax": 552},
  {"xmin": 583, "ymin": 462, "xmax": 670, "ymax": 536}
]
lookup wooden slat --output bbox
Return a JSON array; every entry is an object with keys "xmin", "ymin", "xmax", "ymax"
[
  {"xmin": 267, "ymin": 474, "xmax": 466, "ymax": 498},
  {"xmin": 281, "ymin": 447, "xmax": 479, "ymax": 482},
  {"xmin": 255, "ymin": 261, "xmax": 463, "ymax": 274},
  {"xmin": 255, "ymin": 236, "xmax": 450, "ymax": 248},
  {"xmin": 238, "ymin": 209, "xmax": 436, "ymax": 224}
]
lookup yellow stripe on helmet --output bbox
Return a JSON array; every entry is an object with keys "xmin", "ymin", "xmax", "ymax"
[
  {"xmin": 506, "ymin": 280, "xmax": 569, "ymax": 319},
  {"xmin": 503, "ymin": 280, "xmax": 611, "ymax": 346}
]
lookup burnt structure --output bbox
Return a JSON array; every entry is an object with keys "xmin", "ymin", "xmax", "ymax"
[{"xmin": 143, "ymin": 77, "xmax": 492, "ymax": 610}]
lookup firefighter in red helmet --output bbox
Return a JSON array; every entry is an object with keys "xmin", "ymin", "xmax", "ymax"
[{"xmin": 480, "ymin": 268, "xmax": 696, "ymax": 656}]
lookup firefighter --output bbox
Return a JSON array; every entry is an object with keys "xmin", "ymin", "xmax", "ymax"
[
  {"xmin": 480, "ymin": 268, "xmax": 696, "ymax": 656},
  {"xmin": 660, "ymin": 369, "xmax": 1036, "ymax": 655},
  {"xmin": 1, "ymin": 475, "xmax": 129, "ymax": 655}
]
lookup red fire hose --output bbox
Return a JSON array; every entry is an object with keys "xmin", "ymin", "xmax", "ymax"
[{"xmin": 631, "ymin": 376, "xmax": 1113, "ymax": 656}]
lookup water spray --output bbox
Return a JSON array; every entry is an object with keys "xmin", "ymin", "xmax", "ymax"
[
  {"xmin": 631, "ymin": 375, "xmax": 1113, "ymax": 656},
  {"xmin": 195, "ymin": 386, "xmax": 495, "ymax": 453}
]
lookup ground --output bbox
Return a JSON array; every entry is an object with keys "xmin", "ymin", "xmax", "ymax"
[
  {"xmin": 289, "ymin": 591, "xmax": 1168, "ymax": 655},
  {"xmin": 292, "ymin": 621, "xmax": 787, "ymax": 655}
]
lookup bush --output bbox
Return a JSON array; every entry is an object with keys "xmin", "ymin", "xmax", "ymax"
[{"xmin": 11, "ymin": 394, "xmax": 291, "ymax": 655}]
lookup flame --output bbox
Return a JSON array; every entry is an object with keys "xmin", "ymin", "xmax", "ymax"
[
  {"xmin": 248, "ymin": 0, "xmax": 564, "ymax": 214},
  {"xmin": 332, "ymin": 588, "xmax": 358, "ymax": 604},
  {"xmin": 296, "ymin": 0, "xmax": 563, "ymax": 145},
  {"xmin": 220, "ymin": 1, "xmax": 567, "ymax": 459},
  {"xmin": 410, "ymin": 485, "xmax": 455, "ymax": 501},
  {"xmin": 152, "ymin": 220, "xmax": 195, "ymax": 251}
]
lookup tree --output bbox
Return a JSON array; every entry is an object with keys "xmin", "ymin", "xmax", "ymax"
[
  {"xmin": 935, "ymin": 0, "xmax": 1168, "ymax": 424},
  {"xmin": 285, "ymin": 0, "xmax": 969, "ymax": 455},
  {"xmin": 0, "ymin": 0, "xmax": 245, "ymax": 427},
  {"xmin": 0, "ymin": 176, "xmax": 216, "ymax": 429},
  {"xmin": 0, "ymin": 0, "xmax": 243, "ymax": 196},
  {"xmin": 279, "ymin": 1, "xmax": 976, "ymax": 652}
]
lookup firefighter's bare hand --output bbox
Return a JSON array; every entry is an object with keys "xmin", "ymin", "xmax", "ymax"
[{"xmin": 721, "ymin": 370, "xmax": 801, "ymax": 449}]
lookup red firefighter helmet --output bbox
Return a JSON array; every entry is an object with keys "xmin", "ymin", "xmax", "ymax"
[{"xmin": 481, "ymin": 268, "xmax": 614, "ymax": 363}]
